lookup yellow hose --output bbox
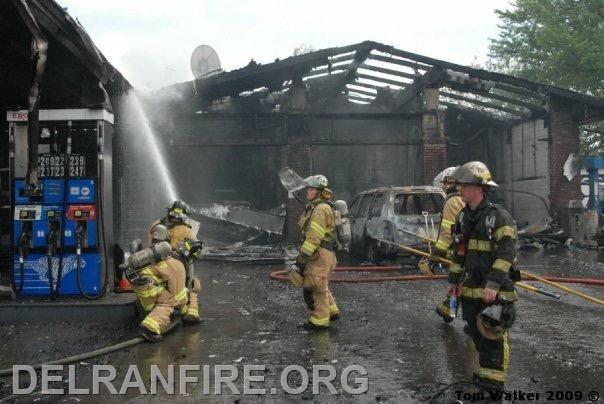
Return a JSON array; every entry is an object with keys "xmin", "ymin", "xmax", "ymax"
[{"xmin": 376, "ymin": 239, "xmax": 590, "ymax": 302}]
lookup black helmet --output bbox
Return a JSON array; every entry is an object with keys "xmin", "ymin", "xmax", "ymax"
[{"xmin": 167, "ymin": 200, "xmax": 189, "ymax": 220}]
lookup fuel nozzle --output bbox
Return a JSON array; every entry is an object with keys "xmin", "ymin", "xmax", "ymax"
[
  {"xmin": 47, "ymin": 221, "xmax": 60, "ymax": 253},
  {"xmin": 75, "ymin": 221, "xmax": 87, "ymax": 254},
  {"xmin": 18, "ymin": 222, "xmax": 33, "ymax": 262}
]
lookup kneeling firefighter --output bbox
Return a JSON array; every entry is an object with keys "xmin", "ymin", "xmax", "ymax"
[
  {"xmin": 289, "ymin": 175, "xmax": 340, "ymax": 329},
  {"xmin": 446, "ymin": 161, "xmax": 518, "ymax": 397},
  {"xmin": 149, "ymin": 200, "xmax": 203, "ymax": 323},
  {"xmin": 124, "ymin": 225, "xmax": 201, "ymax": 341}
]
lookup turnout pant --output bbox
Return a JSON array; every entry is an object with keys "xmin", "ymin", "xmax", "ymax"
[
  {"xmin": 133, "ymin": 282, "xmax": 179, "ymax": 335},
  {"xmin": 183, "ymin": 276, "xmax": 202, "ymax": 320},
  {"xmin": 134, "ymin": 258, "xmax": 188, "ymax": 335},
  {"xmin": 461, "ymin": 297, "xmax": 510, "ymax": 390},
  {"xmin": 302, "ymin": 248, "xmax": 338, "ymax": 327}
]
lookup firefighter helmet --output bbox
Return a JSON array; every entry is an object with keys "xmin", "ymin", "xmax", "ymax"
[
  {"xmin": 303, "ymin": 174, "xmax": 329, "ymax": 190},
  {"xmin": 433, "ymin": 166, "xmax": 459, "ymax": 190},
  {"xmin": 150, "ymin": 224, "xmax": 170, "ymax": 243},
  {"xmin": 453, "ymin": 161, "xmax": 499, "ymax": 188},
  {"xmin": 167, "ymin": 200, "xmax": 189, "ymax": 220},
  {"xmin": 477, "ymin": 302, "xmax": 516, "ymax": 340}
]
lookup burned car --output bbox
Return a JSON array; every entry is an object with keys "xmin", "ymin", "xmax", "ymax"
[{"xmin": 348, "ymin": 186, "xmax": 445, "ymax": 263}]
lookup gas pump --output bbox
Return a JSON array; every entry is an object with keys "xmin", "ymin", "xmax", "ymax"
[
  {"xmin": 8, "ymin": 109, "xmax": 115, "ymax": 297},
  {"xmin": 14, "ymin": 210, "xmax": 34, "ymax": 293}
]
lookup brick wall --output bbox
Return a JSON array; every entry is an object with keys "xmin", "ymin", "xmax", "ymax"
[
  {"xmin": 422, "ymin": 139, "xmax": 447, "ymax": 184},
  {"xmin": 547, "ymin": 96, "xmax": 580, "ymax": 230},
  {"xmin": 421, "ymin": 89, "xmax": 447, "ymax": 184}
]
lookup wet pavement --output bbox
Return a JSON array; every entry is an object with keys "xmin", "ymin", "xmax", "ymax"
[{"xmin": 0, "ymin": 249, "xmax": 602, "ymax": 402}]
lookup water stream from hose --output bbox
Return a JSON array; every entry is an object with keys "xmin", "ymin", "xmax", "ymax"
[{"xmin": 129, "ymin": 92, "xmax": 178, "ymax": 201}]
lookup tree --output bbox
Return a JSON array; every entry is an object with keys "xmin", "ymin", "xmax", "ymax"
[
  {"xmin": 489, "ymin": 0, "xmax": 604, "ymax": 155},
  {"xmin": 489, "ymin": 0, "xmax": 603, "ymax": 95}
]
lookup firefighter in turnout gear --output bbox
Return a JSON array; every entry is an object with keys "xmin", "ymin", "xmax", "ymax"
[
  {"xmin": 149, "ymin": 200, "xmax": 203, "ymax": 324},
  {"xmin": 131, "ymin": 227, "xmax": 189, "ymax": 342},
  {"xmin": 446, "ymin": 161, "xmax": 518, "ymax": 397},
  {"xmin": 431, "ymin": 166, "xmax": 467, "ymax": 321},
  {"xmin": 290, "ymin": 174, "xmax": 339, "ymax": 329}
]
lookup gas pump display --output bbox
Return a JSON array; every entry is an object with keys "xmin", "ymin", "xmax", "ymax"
[{"xmin": 8, "ymin": 109, "xmax": 114, "ymax": 297}]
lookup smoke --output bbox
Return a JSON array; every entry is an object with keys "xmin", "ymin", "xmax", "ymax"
[{"xmin": 114, "ymin": 90, "xmax": 182, "ymax": 244}]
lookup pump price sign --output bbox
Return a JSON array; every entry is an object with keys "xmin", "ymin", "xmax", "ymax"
[{"xmin": 38, "ymin": 154, "xmax": 86, "ymax": 178}]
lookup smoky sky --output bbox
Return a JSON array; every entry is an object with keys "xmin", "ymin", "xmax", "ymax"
[{"xmin": 58, "ymin": 0, "xmax": 513, "ymax": 89}]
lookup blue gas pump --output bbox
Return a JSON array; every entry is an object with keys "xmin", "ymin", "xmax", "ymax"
[
  {"xmin": 585, "ymin": 156, "xmax": 604, "ymax": 214},
  {"xmin": 8, "ymin": 109, "xmax": 114, "ymax": 297}
]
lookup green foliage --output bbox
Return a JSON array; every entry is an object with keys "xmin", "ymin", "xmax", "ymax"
[
  {"xmin": 489, "ymin": 0, "xmax": 604, "ymax": 154},
  {"xmin": 489, "ymin": 0, "xmax": 604, "ymax": 95}
]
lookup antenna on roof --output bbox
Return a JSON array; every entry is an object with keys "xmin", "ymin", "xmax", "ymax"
[{"xmin": 190, "ymin": 45, "xmax": 222, "ymax": 79}]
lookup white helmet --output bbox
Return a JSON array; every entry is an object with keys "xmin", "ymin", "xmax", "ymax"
[
  {"xmin": 433, "ymin": 167, "xmax": 458, "ymax": 190},
  {"xmin": 303, "ymin": 174, "xmax": 329, "ymax": 190}
]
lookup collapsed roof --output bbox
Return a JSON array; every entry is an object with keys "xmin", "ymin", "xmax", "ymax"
[
  {"xmin": 0, "ymin": 0, "xmax": 131, "ymax": 111},
  {"xmin": 169, "ymin": 40, "xmax": 604, "ymax": 125}
]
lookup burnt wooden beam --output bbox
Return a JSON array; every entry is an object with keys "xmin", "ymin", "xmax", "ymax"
[
  {"xmin": 346, "ymin": 88, "xmax": 377, "ymax": 98},
  {"xmin": 328, "ymin": 54, "xmax": 355, "ymax": 65},
  {"xmin": 347, "ymin": 94, "xmax": 374, "ymax": 103},
  {"xmin": 356, "ymin": 73, "xmax": 408, "ymax": 88},
  {"xmin": 359, "ymin": 63, "xmax": 418, "ymax": 80},
  {"xmin": 493, "ymin": 82, "xmax": 545, "ymax": 101},
  {"xmin": 393, "ymin": 68, "xmax": 447, "ymax": 107},
  {"xmin": 370, "ymin": 42, "xmax": 544, "ymax": 93},
  {"xmin": 440, "ymin": 92, "xmax": 528, "ymax": 117},
  {"xmin": 441, "ymin": 101, "xmax": 515, "ymax": 124},
  {"xmin": 304, "ymin": 67, "xmax": 346, "ymax": 78},
  {"xmin": 444, "ymin": 81, "xmax": 544, "ymax": 111},
  {"xmin": 342, "ymin": 46, "xmax": 373, "ymax": 83},
  {"xmin": 348, "ymin": 81, "xmax": 389, "ymax": 92},
  {"xmin": 345, "ymin": 86, "xmax": 377, "ymax": 97},
  {"xmin": 367, "ymin": 53, "xmax": 431, "ymax": 72}
]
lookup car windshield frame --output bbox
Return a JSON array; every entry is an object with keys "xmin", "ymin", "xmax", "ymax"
[{"xmin": 393, "ymin": 192, "xmax": 444, "ymax": 215}]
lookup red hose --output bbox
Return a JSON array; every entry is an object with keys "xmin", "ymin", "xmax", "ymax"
[
  {"xmin": 269, "ymin": 265, "xmax": 604, "ymax": 286},
  {"xmin": 334, "ymin": 265, "xmax": 399, "ymax": 272}
]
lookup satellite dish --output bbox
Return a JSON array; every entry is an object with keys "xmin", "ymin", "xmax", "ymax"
[{"xmin": 190, "ymin": 45, "xmax": 222, "ymax": 79}]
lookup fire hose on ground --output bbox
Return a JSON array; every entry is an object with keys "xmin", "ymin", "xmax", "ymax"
[
  {"xmin": 0, "ymin": 319, "xmax": 182, "ymax": 378},
  {"xmin": 270, "ymin": 239, "xmax": 604, "ymax": 306}
]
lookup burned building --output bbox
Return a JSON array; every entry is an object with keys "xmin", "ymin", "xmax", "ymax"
[{"xmin": 128, "ymin": 41, "xmax": 604, "ymax": 242}]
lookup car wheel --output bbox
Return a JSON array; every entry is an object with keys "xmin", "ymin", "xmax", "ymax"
[{"xmin": 366, "ymin": 239, "xmax": 384, "ymax": 264}]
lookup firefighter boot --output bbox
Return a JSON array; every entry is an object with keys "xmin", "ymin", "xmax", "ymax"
[
  {"xmin": 139, "ymin": 326, "xmax": 163, "ymax": 342},
  {"xmin": 328, "ymin": 289, "xmax": 340, "ymax": 321}
]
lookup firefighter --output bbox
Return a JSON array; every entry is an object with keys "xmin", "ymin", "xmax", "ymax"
[
  {"xmin": 149, "ymin": 200, "xmax": 203, "ymax": 324},
  {"xmin": 132, "ymin": 226, "xmax": 193, "ymax": 342},
  {"xmin": 428, "ymin": 166, "xmax": 467, "ymax": 321},
  {"xmin": 446, "ymin": 161, "xmax": 518, "ymax": 397},
  {"xmin": 289, "ymin": 175, "xmax": 339, "ymax": 329}
]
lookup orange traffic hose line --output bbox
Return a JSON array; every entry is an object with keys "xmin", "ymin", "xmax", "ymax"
[{"xmin": 269, "ymin": 266, "xmax": 604, "ymax": 286}]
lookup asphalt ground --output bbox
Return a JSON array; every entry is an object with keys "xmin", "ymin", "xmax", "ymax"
[{"xmin": 0, "ymin": 248, "xmax": 602, "ymax": 403}]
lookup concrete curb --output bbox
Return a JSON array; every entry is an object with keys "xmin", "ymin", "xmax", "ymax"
[{"xmin": 0, "ymin": 294, "xmax": 138, "ymax": 323}]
